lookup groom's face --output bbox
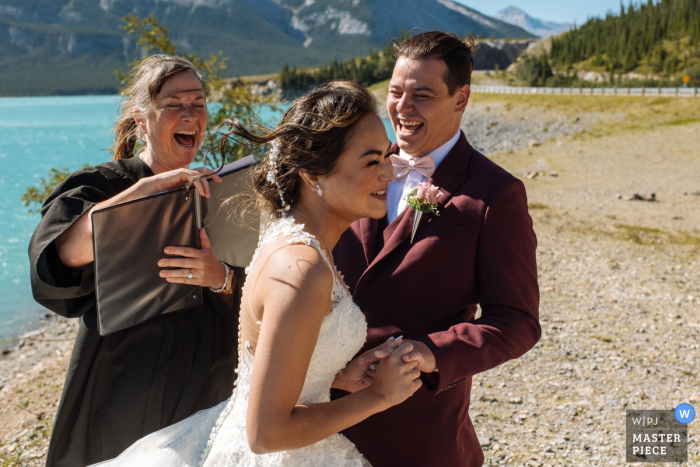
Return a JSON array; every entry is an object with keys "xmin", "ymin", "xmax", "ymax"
[{"xmin": 388, "ymin": 56, "xmax": 469, "ymax": 157}]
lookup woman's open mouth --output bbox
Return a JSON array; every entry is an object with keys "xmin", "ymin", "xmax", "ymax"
[
  {"xmin": 397, "ymin": 119, "xmax": 424, "ymax": 135},
  {"xmin": 174, "ymin": 131, "xmax": 197, "ymax": 148},
  {"xmin": 371, "ymin": 190, "xmax": 387, "ymax": 201}
]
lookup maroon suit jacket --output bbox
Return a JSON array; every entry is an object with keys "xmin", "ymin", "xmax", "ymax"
[{"xmin": 333, "ymin": 132, "xmax": 540, "ymax": 467}]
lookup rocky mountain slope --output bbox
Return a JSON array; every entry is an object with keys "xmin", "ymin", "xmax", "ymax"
[
  {"xmin": 0, "ymin": 0, "xmax": 533, "ymax": 96},
  {"xmin": 495, "ymin": 6, "xmax": 571, "ymax": 38}
]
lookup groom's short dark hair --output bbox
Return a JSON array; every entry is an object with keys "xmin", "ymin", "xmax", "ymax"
[{"xmin": 395, "ymin": 31, "xmax": 475, "ymax": 95}]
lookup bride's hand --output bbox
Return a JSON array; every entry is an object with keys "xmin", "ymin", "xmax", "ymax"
[
  {"xmin": 366, "ymin": 342, "xmax": 422, "ymax": 408},
  {"xmin": 331, "ymin": 337, "xmax": 402, "ymax": 393}
]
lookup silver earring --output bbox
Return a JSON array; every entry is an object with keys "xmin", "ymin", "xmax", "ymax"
[{"xmin": 316, "ymin": 185, "xmax": 323, "ymax": 196}]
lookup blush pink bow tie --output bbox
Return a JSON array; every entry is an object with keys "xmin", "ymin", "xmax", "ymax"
[{"xmin": 390, "ymin": 153, "xmax": 436, "ymax": 179}]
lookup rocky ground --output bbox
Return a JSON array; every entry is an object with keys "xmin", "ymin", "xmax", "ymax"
[
  {"xmin": 1, "ymin": 94, "xmax": 699, "ymax": 466},
  {"xmin": 459, "ymin": 100, "xmax": 606, "ymax": 155},
  {"xmin": 466, "ymin": 98, "xmax": 700, "ymax": 466},
  {"xmin": 0, "ymin": 317, "xmax": 77, "ymax": 466}
]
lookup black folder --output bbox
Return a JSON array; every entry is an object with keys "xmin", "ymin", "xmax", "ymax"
[{"xmin": 91, "ymin": 156, "xmax": 259, "ymax": 336}]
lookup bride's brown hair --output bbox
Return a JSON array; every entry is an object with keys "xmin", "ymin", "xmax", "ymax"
[{"xmin": 223, "ymin": 80, "xmax": 377, "ymax": 217}]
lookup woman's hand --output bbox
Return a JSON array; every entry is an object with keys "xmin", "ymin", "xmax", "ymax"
[
  {"xmin": 365, "ymin": 341, "xmax": 422, "ymax": 409},
  {"xmin": 158, "ymin": 228, "xmax": 227, "ymax": 289},
  {"xmin": 136, "ymin": 167, "xmax": 222, "ymax": 199},
  {"xmin": 332, "ymin": 337, "xmax": 403, "ymax": 393},
  {"xmin": 55, "ymin": 166, "xmax": 222, "ymax": 269}
]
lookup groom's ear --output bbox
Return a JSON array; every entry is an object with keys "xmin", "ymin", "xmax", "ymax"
[{"xmin": 298, "ymin": 169, "xmax": 321, "ymax": 192}]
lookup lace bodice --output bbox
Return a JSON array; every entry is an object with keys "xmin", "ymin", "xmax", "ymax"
[{"xmin": 200, "ymin": 215, "xmax": 369, "ymax": 466}]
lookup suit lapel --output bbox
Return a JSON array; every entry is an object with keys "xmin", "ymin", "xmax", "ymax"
[
  {"xmin": 369, "ymin": 206, "xmax": 414, "ymax": 269},
  {"xmin": 427, "ymin": 132, "xmax": 473, "ymax": 209},
  {"xmin": 366, "ymin": 132, "xmax": 474, "ymax": 271},
  {"xmin": 359, "ymin": 217, "xmax": 380, "ymax": 265}
]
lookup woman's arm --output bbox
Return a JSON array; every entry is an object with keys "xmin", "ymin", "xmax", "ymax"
[
  {"xmin": 55, "ymin": 168, "xmax": 217, "ymax": 268},
  {"xmin": 246, "ymin": 245, "xmax": 421, "ymax": 454}
]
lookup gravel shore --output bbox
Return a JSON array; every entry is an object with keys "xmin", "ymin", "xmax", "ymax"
[
  {"xmin": 0, "ymin": 316, "xmax": 77, "ymax": 466},
  {"xmin": 469, "ymin": 113, "xmax": 700, "ymax": 466},
  {"xmin": 1, "ymin": 97, "xmax": 698, "ymax": 466}
]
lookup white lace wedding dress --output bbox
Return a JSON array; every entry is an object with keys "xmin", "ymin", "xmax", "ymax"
[{"xmin": 93, "ymin": 216, "xmax": 371, "ymax": 467}]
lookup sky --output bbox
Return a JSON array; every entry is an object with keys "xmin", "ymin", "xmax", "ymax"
[{"xmin": 454, "ymin": 0, "xmax": 648, "ymax": 25}]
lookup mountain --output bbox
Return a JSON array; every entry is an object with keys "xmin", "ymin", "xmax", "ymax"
[
  {"xmin": 495, "ymin": 6, "xmax": 571, "ymax": 38},
  {"xmin": 0, "ymin": 0, "xmax": 533, "ymax": 96}
]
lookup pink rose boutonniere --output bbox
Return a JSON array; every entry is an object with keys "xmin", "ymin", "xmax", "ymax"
[{"xmin": 403, "ymin": 182, "xmax": 444, "ymax": 244}]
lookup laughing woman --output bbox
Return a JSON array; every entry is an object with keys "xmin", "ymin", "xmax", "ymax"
[{"xmin": 28, "ymin": 55, "xmax": 242, "ymax": 467}]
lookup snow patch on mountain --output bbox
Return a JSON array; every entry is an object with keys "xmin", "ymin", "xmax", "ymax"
[
  {"xmin": 293, "ymin": 7, "xmax": 369, "ymax": 35},
  {"xmin": 0, "ymin": 5, "xmax": 23, "ymax": 18},
  {"xmin": 495, "ymin": 6, "xmax": 571, "ymax": 38}
]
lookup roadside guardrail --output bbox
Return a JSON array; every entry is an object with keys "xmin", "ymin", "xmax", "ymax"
[{"xmin": 471, "ymin": 85, "xmax": 699, "ymax": 97}]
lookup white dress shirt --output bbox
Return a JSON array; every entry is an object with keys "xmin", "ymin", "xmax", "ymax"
[{"xmin": 386, "ymin": 130, "xmax": 462, "ymax": 224}]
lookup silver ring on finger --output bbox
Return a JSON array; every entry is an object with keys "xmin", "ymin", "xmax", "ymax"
[
  {"xmin": 369, "ymin": 363, "xmax": 376, "ymax": 371},
  {"xmin": 187, "ymin": 269, "xmax": 194, "ymax": 279}
]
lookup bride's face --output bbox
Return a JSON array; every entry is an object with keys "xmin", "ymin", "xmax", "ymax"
[{"xmin": 319, "ymin": 112, "xmax": 394, "ymax": 222}]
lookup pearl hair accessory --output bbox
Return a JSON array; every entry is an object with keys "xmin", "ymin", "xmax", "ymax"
[
  {"xmin": 266, "ymin": 140, "xmax": 290, "ymax": 211},
  {"xmin": 316, "ymin": 185, "xmax": 323, "ymax": 196}
]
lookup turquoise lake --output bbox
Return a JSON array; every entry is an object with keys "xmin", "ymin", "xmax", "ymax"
[{"xmin": 0, "ymin": 95, "xmax": 395, "ymax": 340}]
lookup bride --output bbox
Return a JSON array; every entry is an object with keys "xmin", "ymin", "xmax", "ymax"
[{"xmin": 92, "ymin": 80, "xmax": 422, "ymax": 466}]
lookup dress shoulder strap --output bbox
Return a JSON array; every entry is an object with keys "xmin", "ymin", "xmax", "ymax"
[{"xmin": 246, "ymin": 215, "xmax": 333, "ymax": 275}]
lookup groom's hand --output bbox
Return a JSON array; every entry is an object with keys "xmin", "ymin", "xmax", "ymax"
[
  {"xmin": 400, "ymin": 340, "xmax": 437, "ymax": 374},
  {"xmin": 331, "ymin": 338, "xmax": 402, "ymax": 393}
]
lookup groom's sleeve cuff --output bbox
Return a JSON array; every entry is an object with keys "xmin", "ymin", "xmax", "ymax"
[
  {"xmin": 421, "ymin": 370, "xmax": 440, "ymax": 391},
  {"xmin": 421, "ymin": 332, "xmax": 472, "ymax": 395},
  {"xmin": 421, "ymin": 335, "xmax": 453, "ymax": 394}
]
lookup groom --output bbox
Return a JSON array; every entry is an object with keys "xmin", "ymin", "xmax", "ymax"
[{"xmin": 333, "ymin": 31, "xmax": 540, "ymax": 466}]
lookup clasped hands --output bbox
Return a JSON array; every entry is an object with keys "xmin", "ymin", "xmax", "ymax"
[{"xmin": 332, "ymin": 336, "xmax": 437, "ymax": 394}]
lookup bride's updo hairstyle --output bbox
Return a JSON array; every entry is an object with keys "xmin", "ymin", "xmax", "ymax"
[{"xmin": 225, "ymin": 80, "xmax": 377, "ymax": 217}]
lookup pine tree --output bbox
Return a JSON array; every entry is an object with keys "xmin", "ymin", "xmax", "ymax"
[
  {"xmin": 279, "ymin": 40, "xmax": 399, "ymax": 91},
  {"xmin": 549, "ymin": 0, "xmax": 700, "ymax": 75},
  {"xmin": 623, "ymin": 43, "xmax": 637, "ymax": 71}
]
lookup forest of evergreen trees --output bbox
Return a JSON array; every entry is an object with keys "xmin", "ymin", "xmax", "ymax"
[
  {"xmin": 550, "ymin": 0, "xmax": 700, "ymax": 75},
  {"xmin": 279, "ymin": 1, "xmax": 700, "ymax": 92},
  {"xmin": 279, "ymin": 42, "xmax": 397, "ymax": 91}
]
